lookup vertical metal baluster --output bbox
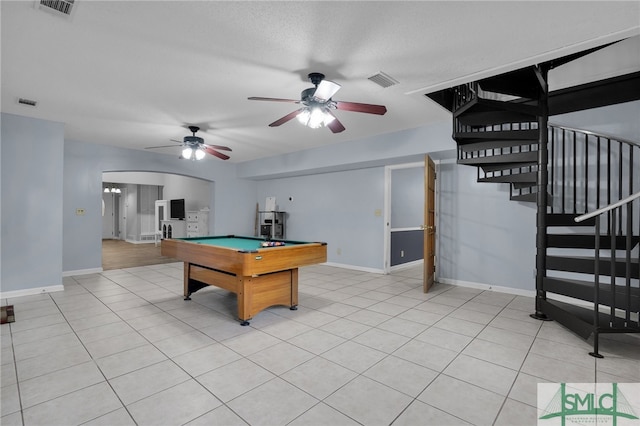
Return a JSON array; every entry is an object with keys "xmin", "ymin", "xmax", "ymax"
[
  {"xmin": 550, "ymin": 127, "xmax": 555, "ymax": 213},
  {"xmin": 573, "ymin": 132, "xmax": 578, "ymax": 214},
  {"xmin": 584, "ymin": 135, "xmax": 589, "ymax": 214},
  {"xmin": 590, "ymin": 214, "xmax": 602, "ymax": 358},
  {"xmin": 618, "ymin": 141, "xmax": 623, "ymax": 235},
  {"xmin": 597, "ymin": 137, "xmax": 601, "ymax": 210},
  {"xmin": 562, "ymin": 129, "xmax": 566, "ymax": 213},
  {"xmin": 607, "ymin": 138, "xmax": 612, "ymax": 212},
  {"xmin": 610, "ymin": 211, "xmax": 616, "ymax": 327},
  {"xmin": 625, "ymin": 202, "xmax": 631, "ymax": 326}
]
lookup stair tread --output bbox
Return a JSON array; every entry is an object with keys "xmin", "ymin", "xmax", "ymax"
[
  {"xmin": 478, "ymin": 66, "xmax": 543, "ymax": 99},
  {"xmin": 458, "ymin": 151, "xmax": 538, "ymax": 166},
  {"xmin": 544, "ymin": 277, "xmax": 640, "ymax": 311},
  {"xmin": 545, "ymin": 276, "xmax": 640, "ymax": 292},
  {"xmin": 546, "ymin": 214, "xmax": 596, "ymax": 227},
  {"xmin": 511, "ymin": 192, "xmax": 554, "ymax": 203},
  {"xmin": 547, "ymin": 254, "xmax": 640, "ymax": 276},
  {"xmin": 454, "ymin": 129, "xmax": 539, "ymax": 142},
  {"xmin": 511, "ymin": 193, "xmax": 536, "ymax": 202},
  {"xmin": 547, "ymin": 254, "xmax": 639, "ymax": 263},
  {"xmin": 541, "ymin": 299, "xmax": 639, "ymax": 337},
  {"xmin": 478, "ymin": 171, "xmax": 537, "ymax": 184},
  {"xmin": 547, "ymin": 233, "xmax": 640, "ymax": 248},
  {"xmin": 458, "ymin": 139, "xmax": 538, "ymax": 152},
  {"xmin": 454, "ymin": 98, "xmax": 541, "ymax": 126}
]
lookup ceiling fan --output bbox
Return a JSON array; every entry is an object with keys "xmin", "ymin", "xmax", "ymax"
[
  {"xmin": 248, "ymin": 72, "xmax": 387, "ymax": 133},
  {"xmin": 145, "ymin": 126, "xmax": 232, "ymax": 160}
]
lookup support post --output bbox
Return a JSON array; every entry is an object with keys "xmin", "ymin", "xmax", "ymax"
[{"xmin": 531, "ymin": 65, "xmax": 552, "ymax": 321}]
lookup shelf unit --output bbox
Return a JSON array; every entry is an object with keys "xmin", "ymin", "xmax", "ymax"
[
  {"xmin": 259, "ymin": 211, "xmax": 285, "ymax": 239},
  {"xmin": 161, "ymin": 220, "xmax": 186, "ymax": 239},
  {"xmin": 186, "ymin": 209, "xmax": 209, "ymax": 237}
]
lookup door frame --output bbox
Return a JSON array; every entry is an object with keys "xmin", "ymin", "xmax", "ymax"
[
  {"xmin": 423, "ymin": 154, "xmax": 437, "ymax": 292},
  {"xmin": 383, "ymin": 161, "xmax": 427, "ymax": 274}
]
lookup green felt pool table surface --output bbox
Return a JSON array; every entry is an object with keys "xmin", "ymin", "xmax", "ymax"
[{"xmin": 179, "ymin": 235, "xmax": 311, "ymax": 251}]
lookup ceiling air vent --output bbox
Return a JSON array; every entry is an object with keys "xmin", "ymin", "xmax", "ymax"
[
  {"xmin": 368, "ymin": 72, "xmax": 399, "ymax": 88},
  {"xmin": 18, "ymin": 98, "xmax": 38, "ymax": 107},
  {"xmin": 37, "ymin": 0, "xmax": 75, "ymax": 17}
]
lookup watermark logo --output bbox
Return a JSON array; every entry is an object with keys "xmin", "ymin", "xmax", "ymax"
[{"xmin": 538, "ymin": 383, "xmax": 640, "ymax": 425}]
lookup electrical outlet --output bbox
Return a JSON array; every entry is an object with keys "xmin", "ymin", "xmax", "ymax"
[
  {"xmin": 400, "ymin": 250, "xmax": 405, "ymax": 258},
  {"xmin": 76, "ymin": 208, "xmax": 85, "ymax": 216},
  {"xmin": 337, "ymin": 248, "xmax": 342, "ymax": 255},
  {"xmin": 374, "ymin": 209, "xmax": 382, "ymax": 217}
]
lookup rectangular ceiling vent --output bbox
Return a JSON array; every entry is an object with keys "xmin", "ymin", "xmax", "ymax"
[
  {"xmin": 18, "ymin": 98, "xmax": 38, "ymax": 108},
  {"xmin": 368, "ymin": 72, "xmax": 399, "ymax": 88},
  {"xmin": 36, "ymin": 0, "xmax": 75, "ymax": 17}
]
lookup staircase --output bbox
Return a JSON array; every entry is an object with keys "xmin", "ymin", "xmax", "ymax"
[{"xmin": 427, "ymin": 61, "xmax": 640, "ymax": 357}]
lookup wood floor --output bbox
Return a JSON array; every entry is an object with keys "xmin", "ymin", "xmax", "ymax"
[{"xmin": 102, "ymin": 239, "xmax": 179, "ymax": 270}]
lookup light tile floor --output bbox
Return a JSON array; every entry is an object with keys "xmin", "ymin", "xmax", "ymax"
[{"xmin": 1, "ymin": 263, "xmax": 639, "ymax": 425}]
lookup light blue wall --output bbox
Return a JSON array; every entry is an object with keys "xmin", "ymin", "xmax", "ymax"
[
  {"xmin": 437, "ymin": 161, "xmax": 537, "ymax": 291},
  {"xmin": 551, "ymin": 100, "xmax": 640, "ymax": 141},
  {"xmin": 256, "ymin": 167, "xmax": 386, "ymax": 270},
  {"xmin": 237, "ymin": 123, "xmax": 455, "ymax": 180},
  {"xmin": 2, "ymin": 113, "xmax": 65, "ymax": 292},
  {"xmin": 391, "ymin": 167, "xmax": 424, "ymax": 229}
]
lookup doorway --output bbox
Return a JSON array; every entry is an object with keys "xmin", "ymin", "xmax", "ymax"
[
  {"xmin": 384, "ymin": 158, "xmax": 438, "ymax": 291},
  {"xmin": 384, "ymin": 162, "xmax": 426, "ymax": 274},
  {"xmin": 101, "ymin": 171, "xmax": 213, "ymax": 269},
  {"xmin": 102, "ymin": 189, "xmax": 121, "ymax": 240}
]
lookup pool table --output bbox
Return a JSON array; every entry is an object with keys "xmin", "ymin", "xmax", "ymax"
[{"xmin": 161, "ymin": 235, "xmax": 327, "ymax": 325}]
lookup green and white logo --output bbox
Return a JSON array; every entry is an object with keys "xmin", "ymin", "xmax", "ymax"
[{"xmin": 538, "ymin": 383, "xmax": 640, "ymax": 425}]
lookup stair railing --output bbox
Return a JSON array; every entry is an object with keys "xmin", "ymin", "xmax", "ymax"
[
  {"xmin": 548, "ymin": 124, "xmax": 640, "ymax": 218},
  {"xmin": 574, "ymin": 191, "xmax": 640, "ymax": 357}
]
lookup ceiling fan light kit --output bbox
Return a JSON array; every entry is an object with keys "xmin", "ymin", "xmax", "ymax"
[
  {"xmin": 296, "ymin": 107, "xmax": 335, "ymax": 129},
  {"xmin": 181, "ymin": 146, "xmax": 206, "ymax": 161},
  {"xmin": 145, "ymin": 125, "xmax": 232, "ymax": 161},
  {"xmin": 249, "ymin": 72, "xmax": 387, "ymax": 133}
]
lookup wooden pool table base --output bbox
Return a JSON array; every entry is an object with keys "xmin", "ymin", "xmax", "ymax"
[{"xmin": 183, "ymin": 263, "xmax": 300, "ymax": 325}]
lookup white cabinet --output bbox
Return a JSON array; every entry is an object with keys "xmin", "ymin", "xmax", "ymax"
[
  {"xmin": 161, "ymin": 220, "xmax": 186, "ymax": 239},
  {"xmin": 186, "ymin": 209, "xmax": 209, "ymax": 237}
]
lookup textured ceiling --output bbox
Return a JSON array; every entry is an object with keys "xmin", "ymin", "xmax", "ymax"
[{"xmin": 2, "ymin": 1, "xmax": 639, "ymax": 162}]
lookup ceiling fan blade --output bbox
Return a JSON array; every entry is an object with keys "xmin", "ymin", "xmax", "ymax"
[
  {"xmin": 269, "ymin": 108, "xmax": 305, "ymax": 127},
  {"xmin": 204, "ymin": 144, "xmax": 232, "ymax": 152},
  {"xmin": 145, "ymin": 144, "xmax": 180, "ymax": 149},
  {"xmin": 203, "ymin": 146, "xmax": 230, "ymax": 160},
  {"xmin": 313, "ymin": 80, "xmax": 341, "ymax": 101},
  {"xmin": 248, "ymin": 97, "xmax": 301, "ymax": 103},
  {"xmin": 334, "ymin": 101, "xmax": 387, "ymax": 115},
  {"xmin": 326, "ymin": 112, "xmax": 346, "ymax": 133}
]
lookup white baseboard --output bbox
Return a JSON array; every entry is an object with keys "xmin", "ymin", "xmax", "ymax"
[
  {"xmin": 323, "ymin": 262, "xmax": 385, "ymax": 274},
  {"xmin": 62, "ymin": 267, "xmax": 103, "ymax": 277},
  {"xmin": 437, "ymin": 277, "xmax": 536, "ymax": 298},
  {"xmin": 1, "ymin": 285, "xmax": 64, "ymax": 300},
  {"xmin": 390, "ymin": 259, "xmax": 423, "ymax": 272},
  {"xmin": 124, "ymin": 239, "xmax": 155, "ymax": 245}
]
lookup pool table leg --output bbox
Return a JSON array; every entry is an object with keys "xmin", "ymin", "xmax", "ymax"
[
  {"xmin": 183, "ymin": 263, "xmax": 190, "ymax": 300},
  {"xmin": 290, "ymin": 269, "xmax": 299, "ymax": 311},
  {"xmin": 238, "ymin": 275, "xmax": 251, "ymax": 326}
]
